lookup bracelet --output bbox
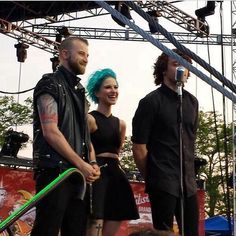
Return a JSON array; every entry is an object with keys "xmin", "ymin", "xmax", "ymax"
[{"xmin": 89, "ymin": 160, "xmax": 97, "ymax": 165}]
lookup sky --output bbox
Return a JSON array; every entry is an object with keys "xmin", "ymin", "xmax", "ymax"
[{"xmin": 0, "ymin": 1, "xmax": 234, "ymax": 158}]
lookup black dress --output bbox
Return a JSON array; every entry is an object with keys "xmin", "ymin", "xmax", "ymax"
[{"xmin": 89, "ymin": 110, "xmax": 139, "ymax": 221}]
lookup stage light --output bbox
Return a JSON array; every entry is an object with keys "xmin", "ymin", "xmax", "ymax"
[
  {"xmin": 195, "ymin": 1, "xmax": 216, "ymax": 22},
  {"xmin": 55, "ymin": 34, "xmax": 62, "ymax": 44},
  {"xmin": 194, "ymin": 157, "xmax": 207, "ymax": 177},
  {"xmin": 14, "ymin": 43, "xmax": 29, "ymax": 63},
  {"xmin": 56, "ymin": 26, "xmax": 73, "ymax": 38},
  {"xmin": 111, "ymin": 2, "xmax": 132, "ymax": 27},
  {"xmin": 232, "ymin": 28, "xmax": 236, "ymax": 36},
  {"xmin": 0, "ymin": 129, "xmax": 29, "ymax": 158},
  {"xmin": 50, "ymin": 56, "xmax": 60, "ymax": 72},
  {"xmin": 147, "ymin": 10, "xmax": 162, "ymax": 34},
  {"xmin": 52, "ymin": 27, "xmax": 72, "ymax": 71},
  {"xmin": 54, "ymin": 26, "xmax": 73, "ymax": 47}
]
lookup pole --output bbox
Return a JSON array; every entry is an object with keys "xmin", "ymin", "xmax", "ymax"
[{"xmin": 177, "ymin": 79, "xmax": 185, "ymax": 236}]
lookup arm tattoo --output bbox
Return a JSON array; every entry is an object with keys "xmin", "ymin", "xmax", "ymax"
[{"xmin": 37, "ymin": 94, "xmax": 58, "ymax": 124}]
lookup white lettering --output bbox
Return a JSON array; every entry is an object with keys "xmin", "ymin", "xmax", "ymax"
[
  {"xmin": 138, "ymin": 206, "xmax": 151, "ymax": 213},
  {"xmin": 134, "ymin": 193, "xmax": 150, "ymax": 205}
]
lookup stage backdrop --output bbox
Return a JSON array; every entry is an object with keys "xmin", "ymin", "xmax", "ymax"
[
  {"xmin": 0, "ymin": 167, "xmax": 35, "ymax": 236},
  {"xmin": 0, "ymin": 167, "xmax": 205, "ymax": 236}
]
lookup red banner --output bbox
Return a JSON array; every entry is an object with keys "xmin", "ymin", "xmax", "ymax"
[
  {"xmin": 0, "ymin": 167, "xmax": 205, "ymax": 236},
  {"xmin": 117, "ymin": 181, "xmax": 205, "ymax": 236},
  {"xmin": 0, "ymin": 167, "xmax": 35, "ymax": 236},
  {"xmin": 117, "ymin": 181, "xmax": 153, "ymax": 236},
  {"xmin": 198, "ymin": 189, "xmax": 205, "ymax": 236}
]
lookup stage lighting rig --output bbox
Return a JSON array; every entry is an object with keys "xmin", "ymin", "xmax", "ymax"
[
  {"xmin": 50, "ymin": 56, "xmax": 60, "ymax": 72},
  {"xmin": 14, "ymin": 42, "xmax": 29, "ymax": 63},
  {"xmin": 57, "ymin": 26, "xmax": 73, "ymax": 38},
  {"xmin": 54, "ymin": 26, "xmax": 73, "ymax": 46},
  {"xmin": 56, "ymin": 26, "xmax": 73, "ymax": 43},
  {"xmin": 195, "ymin": 1, "xmax": 216, "ymax": 22},
  {"xmin": 51, "ymin": 26, "xmax": 72, "ymax": 72},
  {"xmin": 0, "ymin": 129, "xmax": 29, "ymax": 158},
  {"xmin": 194, "ymin": 157, "xmax": 207, "ymax": 189},
  {"xmin": 111, "ymin": 2, "xmax": 132, "ymax": 27},
  {"xmin": 147, "ymin": 10, "xmax": 162, "ymax": 34},
  {"xmin": 194, "ymin": 157, "xmax": 207, "ymax": 178}
]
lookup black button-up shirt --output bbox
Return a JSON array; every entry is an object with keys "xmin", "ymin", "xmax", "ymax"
[{"xmin": 132, "ymin": 83, "xmax": 198, "ymax": 197}]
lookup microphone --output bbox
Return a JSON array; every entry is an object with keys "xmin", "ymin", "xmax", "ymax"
[
  {"xmin": 175, "ymin": 66, "xmax": 186, "ymax": 84},
  {"xmin": 175, "ymin": 66, "xmax": 185, "ymax": 96}
]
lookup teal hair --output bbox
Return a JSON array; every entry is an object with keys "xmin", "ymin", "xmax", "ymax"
[{"xmin": 86, "ymin": 68, "xmax": 117, "ymax": 104}]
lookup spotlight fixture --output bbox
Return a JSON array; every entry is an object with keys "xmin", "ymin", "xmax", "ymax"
[
  {"xmin": 56, "ymin": 26, "xmax": 73, "ymax": 38},
  {"xmin": 194, "ymin": 157, "xmax": 207, "ymax": 177},
  {"xmin": 232, "ymin": 28, "xmax": 236, "ymax": 36},
  {"xmin": 195, "ymin": 1, "xmax": 216, "ymax": 22},
  {"xmin": 111, "ymin": 2, "xmax": 132, "ymax": 27},
  {"xmin": 147, "ymin": 10, "xmax": 162, "ymax": 34},
  {"xmin": 50, "ymin": 56, "xmax": 60, "ymax": 72},
  {"xmin": 14, "ymin": 43, "xmax": 29, "ymax": 63},
  {"xmin": 0, "ymin": 129, "xmax": 29, "ymax": 158},
  {"xmin": 55, "ymin": 34, "xmax": 63, "ymax": 44},
  {"xmin": 54, "ymin": 26, "xmax": 73, "ymax": 51}
]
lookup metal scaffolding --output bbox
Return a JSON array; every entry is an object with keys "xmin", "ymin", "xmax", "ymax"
[
  {"xmin": 231, "ymin": 2, "xmax": 236, "ymax": 236},
  {"xmin": 1, "ymin": 1, "xmax": 233, "ymax": 57}
]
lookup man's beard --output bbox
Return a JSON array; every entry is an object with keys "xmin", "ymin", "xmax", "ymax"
[{"xmin": 68, "ymin": 57, "xmax": 86, "ymax": 75}]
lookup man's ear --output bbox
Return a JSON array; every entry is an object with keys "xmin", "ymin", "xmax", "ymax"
[{"xmin": 61, "ymin": 49, "xmax": 69, "ymax": 60}]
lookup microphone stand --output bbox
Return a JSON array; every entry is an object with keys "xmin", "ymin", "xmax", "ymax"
[{"xmin": 176, "ymin": 81, "xmax": 185, "ymax": 236}]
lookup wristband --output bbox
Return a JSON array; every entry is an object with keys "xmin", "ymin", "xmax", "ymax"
[{"xmin": 89, "ymin": 160, "xmax": 97, "ymax": 165}]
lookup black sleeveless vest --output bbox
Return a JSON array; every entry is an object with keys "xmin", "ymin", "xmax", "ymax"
[{"xmin": 33, "ymin": 66, "xmax": 90, "ymax": 170}]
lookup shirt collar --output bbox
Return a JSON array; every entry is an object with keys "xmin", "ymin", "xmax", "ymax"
[
  {"xmin": 161, "ymin": 83, "xmax": 186, "ymax": 98},
  {"xmin": 57, "ymin": 65, "xmax": 81, "ymax": 87},
  {"xmin": 161, "ymin": 83, "xmax": 177, "ymax": 96}
]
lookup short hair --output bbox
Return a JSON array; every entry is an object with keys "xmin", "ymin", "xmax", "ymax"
[
  {"xmin": 59, "ymin": 36, "xmax": 88, "ymax": 53},
  {"xmin": 86, "ymin": 68, "xmax": 117, "ymax": 104},
  {"xmin": 153, "ymin": 48, "xmax": 192, "ymax": 86}
]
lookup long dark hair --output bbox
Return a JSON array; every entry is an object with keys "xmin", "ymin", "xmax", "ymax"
[{"xmin": 153, "ymin": 48, "xmax": 192, "ymax": 86}]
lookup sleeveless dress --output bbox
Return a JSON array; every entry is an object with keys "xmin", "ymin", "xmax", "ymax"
[{"xmin": 89, "ymin": 110, "xmax": 139, "ymax": 220}]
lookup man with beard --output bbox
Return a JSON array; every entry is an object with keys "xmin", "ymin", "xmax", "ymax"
[{"xmin": 31, "ymin": 37, "xmax": 100, "ymax": 236}]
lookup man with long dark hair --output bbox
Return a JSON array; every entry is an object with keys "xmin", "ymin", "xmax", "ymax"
[{"xmin": 132, "ymin": 49, "xmax": 199, "ymax": 236}]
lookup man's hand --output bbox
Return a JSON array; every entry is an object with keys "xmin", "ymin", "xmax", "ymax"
[
  {"xmin": 87, "ymin": 163, "xmax": 100, "ymax": 183},
  {"xmin": 78, "ymin": 161, "xmax": 100, "ymax": 184}
]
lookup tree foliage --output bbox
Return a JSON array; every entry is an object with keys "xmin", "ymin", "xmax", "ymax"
[
  {"xmin": 0, "ymin": 96, "xmax": 33, "ymax": 146},
  {"xmin": 119, "ymin": 136, "xmax": 144, "ymax": 181},
  {"xmin": 195, "ymin": 111, "xmax": 232, "ymax": 217},
  {"xmin": 120, "ymin": 136, "xmax": 136, "ymax": 171}
]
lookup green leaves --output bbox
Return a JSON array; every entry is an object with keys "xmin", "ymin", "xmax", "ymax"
[
  {"xmin": 196, "ymin": 110, "xmax": 233, "ymax": 217},
  {"xmin": 0, "ymin": 96, "xmax": 32, "ymax": 146}
]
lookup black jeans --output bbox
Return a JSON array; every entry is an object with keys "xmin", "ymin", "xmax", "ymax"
[
  {"xmin": 30, "ymin": 169, "xmax": 88, "ymax": 236},
  {"xmin": 148, "ymin": 191, "xmax": 199, "ymax": 236}
]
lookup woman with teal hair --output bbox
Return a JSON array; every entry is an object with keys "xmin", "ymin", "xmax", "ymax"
[{"xmin": 86, "ymin": 68, "xmax": 139, "ymax": 236}]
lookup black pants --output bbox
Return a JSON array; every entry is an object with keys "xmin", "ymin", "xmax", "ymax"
[
  {"xmin": 30, "ymin": 169, "xmax": 88, "ymax": 236},
  {"xmin": 148, "ymin": 191, "xmax": 199, "ymax": 236}
]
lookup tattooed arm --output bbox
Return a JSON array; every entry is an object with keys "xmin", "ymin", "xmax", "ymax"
[{"xmin": 37, "ymin": 93, "xmax": 100, "ymax": 182}]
